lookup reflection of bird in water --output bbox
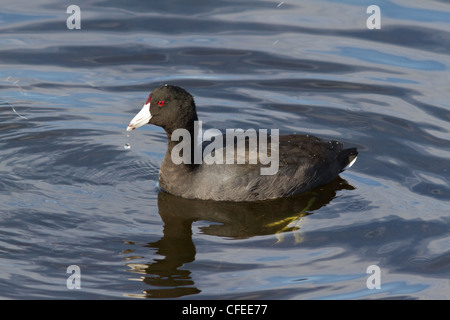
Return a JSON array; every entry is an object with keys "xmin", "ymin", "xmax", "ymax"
[{"xmin": 122, "ymin": 176, "xmax": 355, "ymax": 298}]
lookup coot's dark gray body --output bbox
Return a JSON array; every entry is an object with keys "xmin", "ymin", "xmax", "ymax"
[{"xmin": 127, "ymin": 85, "xmax": 358, "ymax": 202}]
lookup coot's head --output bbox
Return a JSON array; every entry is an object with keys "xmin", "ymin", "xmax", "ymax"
[{"xmin": 127, "ymin": 85, "xmax": 198, "ymax": 134}]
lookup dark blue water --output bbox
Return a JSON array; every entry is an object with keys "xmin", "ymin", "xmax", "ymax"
[{"xmin": 1, "ymin": 0, "xmax": 449, "ymax": 299}]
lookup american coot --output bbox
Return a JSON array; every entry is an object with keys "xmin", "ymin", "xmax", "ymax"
[{"xmin": 127, "ymin": 85, "xmax": 358, "ymax": 201}]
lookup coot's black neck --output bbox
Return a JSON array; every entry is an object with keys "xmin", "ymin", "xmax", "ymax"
[{"xmin": 164, "ymin": 117, "xmax": 199, "ymax": 169}]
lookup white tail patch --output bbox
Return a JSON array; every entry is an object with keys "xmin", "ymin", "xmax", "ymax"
[{"xmin": 345, "ymin": 156, "xmax": 358, "ymax": 170}]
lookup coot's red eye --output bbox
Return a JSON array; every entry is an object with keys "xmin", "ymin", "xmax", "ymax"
[{"xmin": 158, "ymin": 100, "xmax": 165, "ymax": 106}]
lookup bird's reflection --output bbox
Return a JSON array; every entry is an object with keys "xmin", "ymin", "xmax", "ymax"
[{"xmin": 124, "ymin": 177, "xmax": 354, "ymax": 298}]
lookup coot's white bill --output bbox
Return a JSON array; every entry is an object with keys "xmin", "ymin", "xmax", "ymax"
[{"xmin": 127, "ymin": 103, "xmax": 151, "ymax": 131}]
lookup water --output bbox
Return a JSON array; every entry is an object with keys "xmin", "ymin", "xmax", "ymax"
[{"xmin": 1, "ymin": 0, "xmax": 449, "ymax": 299}]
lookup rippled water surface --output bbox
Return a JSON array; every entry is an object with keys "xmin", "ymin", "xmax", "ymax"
[{"xmin": 1, "ymin": 0, "xmax": 449, "ymax": 299}]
